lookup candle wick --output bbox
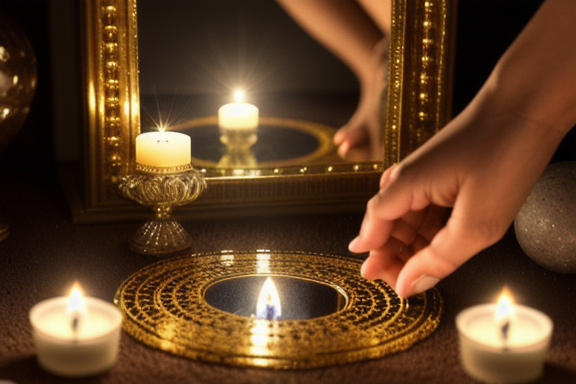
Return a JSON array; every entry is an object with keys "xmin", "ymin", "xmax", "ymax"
[
  {"xmin": 71, "ymin": 315, "xmax": 80, "ymax": 342},
  {"xmin": 501, "ymin": 320, "xmax": 510, "ymax": 351}
]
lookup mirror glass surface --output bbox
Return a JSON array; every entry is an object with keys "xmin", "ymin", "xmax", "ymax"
[
  {"xmin": 137, "ymin": 0, "xmax": 365, "ymax": 170},
  {"xmin": 204, "ymin": 275, "xmax": 347, "ymax": 320}
]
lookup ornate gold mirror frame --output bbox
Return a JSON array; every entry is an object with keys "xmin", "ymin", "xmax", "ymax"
[{"xmin": 73, "ymin": 0, "xmax": 456, "ymax": 223}]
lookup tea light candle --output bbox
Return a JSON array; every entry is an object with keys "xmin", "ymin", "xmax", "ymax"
[
  {"xmin": 29, "ymin": 283, "xmax": 123, "ymax": 378},
  {"xmin": 456, "ymin": 288, "xmax": 553, "ymax": 384},
  {"xmin": 218, "ymin": 90, "xmax": 259, "ymax": 130},
  {"xmin": 135, "ymin": 131, "xmax": 191, "ymax": 167}
]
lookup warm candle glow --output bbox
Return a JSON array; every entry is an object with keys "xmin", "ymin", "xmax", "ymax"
[{"xmin": 256, "ymin": 277, "xmax": 281, "ymax": 320}]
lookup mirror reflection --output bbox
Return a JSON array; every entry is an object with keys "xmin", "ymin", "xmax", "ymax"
[
  {"xmin": 204, "ymin": 276, "xmax": 347, "ymax": 320},
  {"xmin": 137, "ymin": 0, "xmax": 387, "ymax": 169}
]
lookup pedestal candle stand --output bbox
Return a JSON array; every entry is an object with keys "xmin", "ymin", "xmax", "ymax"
[{"xmin": 118, "ymin": 163, "xmax": 206, "ymax": 257}]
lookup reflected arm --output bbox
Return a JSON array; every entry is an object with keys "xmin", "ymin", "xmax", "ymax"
[
  {"xmin": 274, "ymin": 0, "xmax": 390, "ymax": 160},
  {"xmin": 274, "ymin": 0, "xmax": 385, "ymax": 85}
]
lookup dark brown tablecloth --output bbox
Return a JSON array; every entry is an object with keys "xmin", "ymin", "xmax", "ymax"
[{"xmin": 1, "ymin": 168, "xmax": 575, "ymax": 384}]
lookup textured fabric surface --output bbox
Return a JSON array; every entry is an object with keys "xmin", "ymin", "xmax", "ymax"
[{"xmin": 0, "ymin": 169, "xmax": 575, "ymax": 384}]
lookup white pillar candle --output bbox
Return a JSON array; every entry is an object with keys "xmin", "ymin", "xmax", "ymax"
[
  {"xmin": 218, "ymin": 90, "xmax": 259, "ymax": 130},
  {"xmin": 29, "ymin": 285, "xmax": 123, "ymax": 378},
  {"xmin": 135, "ymin": 131, "xmax": 191, "ymax": 167},
  {"xmin": 456, "ymin": 293, "xmax": 553, "ymax": 384}
]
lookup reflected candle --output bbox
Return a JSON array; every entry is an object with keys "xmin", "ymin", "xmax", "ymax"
[
  {"xmin": 135, "ymin": 130, "xmax": 191, "ymax": 167},
  {"xmin": 456, "ymin": 288, "xmax": 553, "ymax": 384},
  {"xmin": 218, "ymin": 90, "xmax": 259, "ymax": 130},
  {"xmin": 29, "ymin": 283, "xmax": 123, "ymax": 378}
]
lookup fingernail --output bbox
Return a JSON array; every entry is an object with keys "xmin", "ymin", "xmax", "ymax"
[{"xmin": 409, "ymin": 275, "xmax": 439, "ymax": 296}]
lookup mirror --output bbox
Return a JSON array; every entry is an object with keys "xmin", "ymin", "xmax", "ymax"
[
  {"xmin": 136, "ymin": 0, "xmax": 358, "ymax": 170},
  {"xmin": 204, "ymin": 275, "xmax": 347, "ymax": 320},
  {"xmin": 72, "ymin": 0, "xmax": 456, "ymax": 223}
]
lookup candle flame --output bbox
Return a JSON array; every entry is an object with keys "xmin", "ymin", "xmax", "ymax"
[
  {"xmin": 495, "ymin": 286, "xmax": 515, "ymax": 347},
  {"xmin": 256, "ymin": 277, "xmax": 281, "ymax": 320},
  {"xmin": 234, "ymin": 89, "xmax": 245, "ymax": 103},
  {"xmin": 495, "ymin": 286, "xmax": 514, "ymax": 321},
  {"xmin": 67, "ymin": 282, "xmax": 86, "ymax": 314},
  {"xmin": 67, "ymin": 282, "xmax": 87, "ymax": 336}
]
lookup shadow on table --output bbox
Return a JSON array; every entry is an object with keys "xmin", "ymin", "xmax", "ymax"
[
  {"xmin": 0, "ymin": 355, "xmax": 110, "ymax": 384},
  {"xmin": 544, "ymin": 363, "xmax": 576, "ymax": 382}
]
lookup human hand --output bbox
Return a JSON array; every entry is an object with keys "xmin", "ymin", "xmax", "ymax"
[{"xmin": 349, "ymin": 102, "xmax": 564, "ymax": 298}]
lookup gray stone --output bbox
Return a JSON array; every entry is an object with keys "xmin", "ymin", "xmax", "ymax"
[{"xmin": 514, "ymin": 161, "xmax": 576, "ymax": 273}]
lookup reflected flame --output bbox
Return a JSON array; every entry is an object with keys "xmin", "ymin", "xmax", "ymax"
[
  {"xmin": 255, "ymin": 253, "xmax": 271, "ymax": 274},
  {"xmin": 256, "ymin": 277, "xmax": 281, "ymax": 320},
  {"xmin": 249, "ymin": 319, "xmax": 273, "ymax": 357}
]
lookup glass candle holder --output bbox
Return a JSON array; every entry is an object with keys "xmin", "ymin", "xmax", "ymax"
[{"xmin": 118, "ymin": 163, "xmax": 206, "ymax": 256}]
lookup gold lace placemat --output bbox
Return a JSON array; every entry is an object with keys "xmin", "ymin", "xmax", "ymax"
[{"xmin": 114, "ymin": 250, "xmax": 442, "ymax": 369}]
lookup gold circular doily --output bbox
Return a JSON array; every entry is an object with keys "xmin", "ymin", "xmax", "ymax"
[{"xmin": 114, "ymin": 250, "xmax": 442, "ymax": 369}]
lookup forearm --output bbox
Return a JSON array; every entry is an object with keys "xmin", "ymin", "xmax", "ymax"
[
  {"xmin": 483, "ymin": 0, "xmax": 576, "ymax": 136},
  {"xmin": 275, "ymin": 0, "xmax": 383, "ymax": 83}
]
